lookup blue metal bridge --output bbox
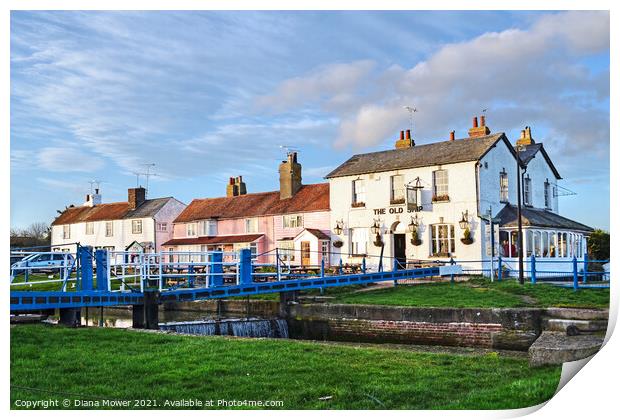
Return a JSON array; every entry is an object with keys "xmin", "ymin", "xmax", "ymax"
[{"xmin": 10, "ymin": 246, "xmax": 461, "ymax": 313}]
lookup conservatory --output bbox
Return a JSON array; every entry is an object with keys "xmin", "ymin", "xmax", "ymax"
[{"xmin": 496, "ymin": 205, "xmax": 593, "ymax": 278}]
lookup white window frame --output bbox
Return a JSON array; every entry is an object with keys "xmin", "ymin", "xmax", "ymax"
[
  {"xmin": 85, "ymin": 222, "xmax": 94, "ymax": 235},
  {"xmin": 278, "ymin": 240, "xmax": 295, "ymax": 261},
  {"xmin": 283, "ymin": 214, "xmax": 304, "ymax": 228},
  {"xmin": 245, "ymin": 218, "xmax": 259, "ymax": 233},
  {"xmin": 523, "ymin": 176, "xmax": 532, "ymax": 206},
  {"xmin": 350, "ymin": 228, "xmax": 368, "ymax": 256},
  {"xmin": 390, "ymin": 174, "xmax": 405, "ymax": 204},
  {"xmin": 430, "ymin": 224, "xmax": 455, "ymax": 257},
  {"xmin": 132, "ymin": 219, "xmax": 143, "ymax": 234},
  {"xmin": 199, "ymin": 220, "xmax": 217, "ymax": 236},
  {"xmin": 499, "ymin": 171, "xmax": 509, "ymax": 203},
  {"xmin": 432, "ymin": 170, "xmax": 449, "ymax": 201},
  {"xmin": 156, "ymin": 222, "xmax": 167, "ymax": 232},
  {"xmin": 105, "ymin": 221, "xmax": 113, "ymax": 237},
  {"xmin": 352, "ymin": 179, "xmax": 366, "ymax": 207},
  {"xmin": 63, "ymin": 225, "xmax": 71, "ymax": 239},
  {"xmin": 544, "ymin": 180, "xmax": 551, "ymax": 210},
  {"xmin": 187, "ymin": 223, "xmax": 197, "ymax": 237},
  {"xmin": 321, "ymin": 240, "xmax": 330, "ymax": 265}
]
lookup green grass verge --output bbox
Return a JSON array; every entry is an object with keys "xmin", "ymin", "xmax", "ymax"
[
  {"xmin": 332, "ymin": 279, "xmax": 609, "ymax": 309},
  {"xmin": 11, "ymin": 325, "xmax": 560, "ymax": 410}
]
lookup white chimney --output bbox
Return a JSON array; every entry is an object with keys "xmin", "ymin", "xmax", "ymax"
[{"xmin": 84, "ymin": 188, "xmax": 102, "ymax": 207}]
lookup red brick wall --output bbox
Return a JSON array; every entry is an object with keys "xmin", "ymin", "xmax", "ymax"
[{"xmin": 326, "ymin": 319, "xmax": 503, "ymax": 347}]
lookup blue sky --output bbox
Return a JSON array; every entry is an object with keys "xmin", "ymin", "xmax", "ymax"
[{"xmin": 10, "ymin": 11, "xmax": 610, "ymax": 230}]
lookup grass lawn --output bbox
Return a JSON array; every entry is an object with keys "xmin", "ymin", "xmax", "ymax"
[
  {"xmin": 11, "ymin": 324, "xmax": 560, "ymax": 410},
  {"xmin": 332, "ymin": 278, "xmax": 609, "ymax": 309}
]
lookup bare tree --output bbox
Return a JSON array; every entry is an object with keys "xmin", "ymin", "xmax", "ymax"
[{"xmin": 24, "ymin": 222, "xmax": 50, "ymax": 240}]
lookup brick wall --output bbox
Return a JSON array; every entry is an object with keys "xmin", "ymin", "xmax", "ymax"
[{"xmin": 288, "ymin": 304, "xmax": 541, "ymax": 350}]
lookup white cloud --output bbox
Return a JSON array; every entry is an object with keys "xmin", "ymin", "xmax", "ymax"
[
  {"xmin": 258, "ymin": 10, "xmax": 610, "ymax": 165},
  {"xmin": 37, "ymin": 147, "xmax": 104, "ymax": 172},
  {"xmin": 255, "ymin": 60, "xmax": 376, "ymax": 112}
]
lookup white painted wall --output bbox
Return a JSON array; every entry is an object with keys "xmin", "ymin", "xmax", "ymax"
[
  {"xmin": 520, "ymin": 152, "xmax": 559, "ymax": 212},
  {"xmin": 329, "ymin": 160, "xmax": 484, "ymax": 270},
  {"xmin": 153, "ymin": 198, "xmax": 186, "ymax": 251},
  {"xmin": 51, "ymin": 198, "xmax": 186, "ymax": 254},
  {"xmin": 51, "ymin": 217, "xmax": 153, "ymax": 254}
]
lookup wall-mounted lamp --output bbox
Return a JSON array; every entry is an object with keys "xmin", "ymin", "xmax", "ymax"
[
  {"xmin": 333, "ymin": 219, "xmax": 344, "ymax": 236},
  {"xmin": 407, "ymin": 215, "xmax": 420, "ymax": 233},
  {"xmin": 459, "ymin": 210, "xmax": 470, "ymax": 230},
  {"xmin": 370, "ymin": 219, "xmax": 381, "ymax": 235}
]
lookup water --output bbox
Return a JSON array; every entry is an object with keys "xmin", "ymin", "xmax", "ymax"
[
  {"xmin": 160, "ymin": 318, "xmax": 289, "ymax": 338},
  {"xmin": 45, "ymin": 307, "xmax": 289, "ymax": 339},
  {"xmin": 45, "ymin": 308, "xmax": 222, "ymax": 329}
]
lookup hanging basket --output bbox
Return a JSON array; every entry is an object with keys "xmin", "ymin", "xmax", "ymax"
[
  {"xmin": 373, "ymin": 239, "xmax": 384, "ymax": 247},
  {"xmin": 410, "ymin": 238, "xmax": 422, "ymax": 246},
  {"xmin": 333, "ymin": 240, "xmax": 343, "ymax": 248},
  {"xmin": 460, "ymin": 237, "xmax": 474, "ymax": 245}
]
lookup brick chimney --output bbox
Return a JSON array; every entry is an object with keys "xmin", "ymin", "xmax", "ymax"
[
  {"xmin": 516, "ymin": 126, "xmax": 535, "ymax": 147},
  {"xmin": 468, "ymin": 115, "xmax": 491, "ymax": 138},
  {"xmin": 395, "ymin": 129, "xmax": 414, "ymax": 149},
  {"xmin": 279, "ymin": 152, "xmax": 302, "ymax": 200},
  {"xmin": 128, "ymin": 187, "xmax": 146, "ymax": 210},
  {"xmin": 226, "ymin": 177, "xmax": 236, "ymax": 197},
  {"xmin": 226, "ymin": 176, "xmax": 247, "ymax": 197}
]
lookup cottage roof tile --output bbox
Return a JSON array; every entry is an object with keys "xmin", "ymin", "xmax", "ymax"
[
  {"xmin": 325, "ymin": 133, "xmax": 511, "ymax": 178},
  {"xmin": 173, "ymin": 183, "xmax": 329, "ymax": 223},
  {"xmin": 51, "ymin": 197, "xmax": 173, "ymax": 226}
]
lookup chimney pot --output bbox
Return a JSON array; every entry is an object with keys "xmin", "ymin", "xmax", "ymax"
[
  {"xmin": 450, "ymin": 131, "xmax": 455, "ymax": 141},
  {"xmin": 473, "ymin": 117, "xmax": 478, "ymax": 128},
  {"xmin": 480, "ymin": 115, "xmax": 486, "ymax": 126},
  {"xmin": 406, "ymin": 129, "xmax": 411, "ymax": 140},
  {"xmin": 400, "ymin": 130, "xmax": 404, "ymax": 140}
]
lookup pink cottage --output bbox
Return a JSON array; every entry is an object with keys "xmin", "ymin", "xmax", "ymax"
[{"xmin": 163, "ymin": 153, "xmax": 332, "ymax": 266}]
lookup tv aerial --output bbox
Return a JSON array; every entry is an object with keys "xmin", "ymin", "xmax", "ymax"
[
  {"xmin": 279, "ymin": 145, "xmax": 300, "ymax": 157},
  {"xmin": 403, "ymin": 105, "xmax": 418, "ymax": 132}
]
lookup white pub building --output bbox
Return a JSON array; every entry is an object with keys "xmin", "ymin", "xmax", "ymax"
[{"xmin": 326, "ymin": 117, "xmax": 593, "ymax": 276}]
